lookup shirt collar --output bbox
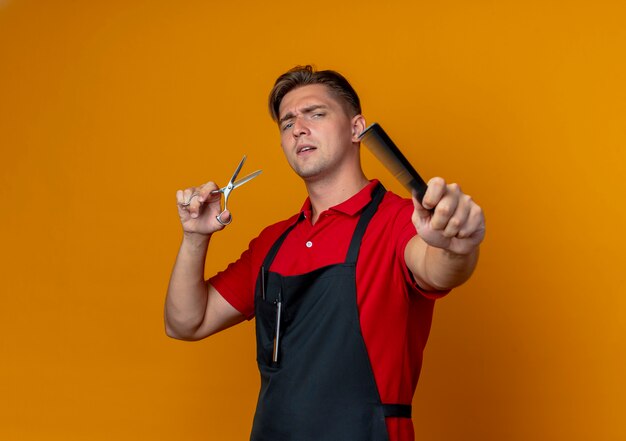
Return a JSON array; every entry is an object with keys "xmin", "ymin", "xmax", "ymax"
[{"xmin": 299, "ymin": 179, "xmax": 380, "ymax": 220}]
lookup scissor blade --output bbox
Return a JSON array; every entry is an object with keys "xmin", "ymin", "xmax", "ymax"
[
  {"xmin": 228, "ymin": 154, "xmax": 247, "ymax": 184},
  {"xmin": 232, "ymin": 170, "xmax": 262, "ymax": 189}
]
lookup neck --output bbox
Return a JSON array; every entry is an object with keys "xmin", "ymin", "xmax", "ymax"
[{"xmin": 305, "ymin": 170, "xmax": 369, "ymax": 224}]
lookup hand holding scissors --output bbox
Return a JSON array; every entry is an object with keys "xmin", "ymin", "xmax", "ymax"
[{"xmin": 177, "ymin": 155, "xmax": 262, "ymax": 232}]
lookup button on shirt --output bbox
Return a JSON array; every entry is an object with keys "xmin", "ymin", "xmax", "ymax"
[{"xmin": 275, "ymin": 203, "xmax": 365, "ymax": 274}]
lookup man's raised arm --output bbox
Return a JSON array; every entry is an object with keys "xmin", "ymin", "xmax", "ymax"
[{"xmin": 165, "ymin": 181, "xmax": 244, "ymax": 341}]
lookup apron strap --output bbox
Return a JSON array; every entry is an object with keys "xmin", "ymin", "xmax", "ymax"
[
  {"xmin": 262, "ymin": 218, "xmax": 300, "ymax": 270},
  {"xmin": 382, "ymin": 403, "xmax": 412, "ymax": 418},
  {"xmin": 345, "ymin": 183, "xmax": 386, "ymax": 264}
]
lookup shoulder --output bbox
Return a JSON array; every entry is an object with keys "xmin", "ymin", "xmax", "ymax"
[
  {"xmin": 377, "ymin": 190, "xmax": 414, "ymax": 226},
  {"xmin": 245, "ymin": 212, "xmax": 302, "ymax": 259},
  {"xmin": 380, "ymin": 189, "xmax": 413, "ymax": 209},
  {"xmin": 357, "ymin": 187, "xmax": 416, "ymax": 248},
  {"xmin": 365, "ymin": 188, "xmax": 417, "ymax": 256}
]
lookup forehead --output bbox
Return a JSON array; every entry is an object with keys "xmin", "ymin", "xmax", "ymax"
[{"xmin": 278, "ymin": 84, "xmax": 343, "ymax": 117}]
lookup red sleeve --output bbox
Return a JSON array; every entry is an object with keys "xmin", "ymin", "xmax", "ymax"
[
  {"xmin": 209, "ymin": 216, "xmax": 298, "ymax": 320},
  {"xmin": 209, "ymin": 243, "xmax": 257, "ymax": 320},
  {"xmin": 392, "ymin": 196, "xmax": 450, "ymax": 300}
]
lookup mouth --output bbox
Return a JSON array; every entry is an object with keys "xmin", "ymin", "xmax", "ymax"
[{"xmin": 296, "ymin": 145, "xmax": 317, "ymax": 155}]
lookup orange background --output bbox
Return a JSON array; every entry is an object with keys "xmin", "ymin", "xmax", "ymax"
[{"xmin": 1, "ymin": 1, "xmax": 625, "ymax": 439}]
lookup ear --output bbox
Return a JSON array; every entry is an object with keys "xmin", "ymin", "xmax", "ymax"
[{"xmin": 350, "ymin": 114, "xmax": 367, "ymax": 142}]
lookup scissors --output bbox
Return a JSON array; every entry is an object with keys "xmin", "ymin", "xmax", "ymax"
[{"xmin": 181, "ymin": 155, "xmax": 262, "ymax": 226}]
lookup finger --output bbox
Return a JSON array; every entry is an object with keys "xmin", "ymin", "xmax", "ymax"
[
  {"xmin": 180, "ymin": 188, "xmax": 202, "ymax": 217},
  {"xmin": 457, "ymin": 203, "xmax": 485, "ymax": 239},
  {"xmin": 176, "ymin": 189, "xmax": 185, "ymax": 205},
  {"xmin": 442, "ymin": 194, "xmax": 471, "ymax": 238},
  {"xmin": 182, "ymin": 188, "xmax": 196, "ymax": 205},
  {"xmin": 412, "ymin": 190, "xmax": 431, "ymax": 225},
  {"xmin": 190, "ymin": 193, "xmax": 209, "ymax": 218},
  {"xmin": 197, "ymin": 181, "xmax": 221, "ymax": 203},
  {"xmin": 176, "ymin": 189, "xmax": 192, "ymax": 219},
  {"xmin": 430, "ymin": 183, "xmax": 461, "ymax": 231},
  {"xmin": 422, "ymin": 177, "xmax": 446, "ymax": 210},
  {"xmin": 177, "ymin": 189, "xmax": 194, "ymax": 217}
]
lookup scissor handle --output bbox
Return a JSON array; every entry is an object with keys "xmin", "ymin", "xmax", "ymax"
[
  {"xmin": 210, "ymin": 186, "xmax": 233, "ymax": 226},
  {"xmin": 216, "ymin": 211, "xmax": 232, "ymax": 226}
]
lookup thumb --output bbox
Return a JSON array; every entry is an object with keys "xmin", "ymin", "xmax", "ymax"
[{"xmin": 216, "ymin": 209, "xmax": 232, "ymax": 226}]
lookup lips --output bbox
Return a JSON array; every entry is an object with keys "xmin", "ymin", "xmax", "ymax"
[{"xmin": 296, "ymin": 145, "xmax": 317, "ymax": 154}]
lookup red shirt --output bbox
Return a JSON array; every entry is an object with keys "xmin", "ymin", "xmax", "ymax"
[{"xmin": 210, "ymin": 180, "xmax": 448, "ymax": 441}]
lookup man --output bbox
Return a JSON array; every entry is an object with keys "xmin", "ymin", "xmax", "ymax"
[{"xmin": 166, "ymin": 65, "xmax": 485, "ymax": 441}]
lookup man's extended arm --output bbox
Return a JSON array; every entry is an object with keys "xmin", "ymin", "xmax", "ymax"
[
  {"xmin": 405, "ymin": 177, "xmax": 485, "ymax": 291},
  {"xmin": 165, "ymin": 181, "xmax": 244, "ymax": 341}
]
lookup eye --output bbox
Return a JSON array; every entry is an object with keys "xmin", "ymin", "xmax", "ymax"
[
  {"xmin": 281, "ymin": 121, "xmax": 294, "ymax": 131},
  {"xmin": 312, "ymin": 112, "xmax": 325, "ymax": 118}
]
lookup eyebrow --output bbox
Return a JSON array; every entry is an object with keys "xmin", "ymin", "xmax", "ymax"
[{"xmin": 279, "ymin": 104, "xmax": 329, "ymax": 125}]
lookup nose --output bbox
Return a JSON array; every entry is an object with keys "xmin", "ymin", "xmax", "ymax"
[{"xmin": 292, "ymin": 116, "xmax": 310, "ymax": 138}]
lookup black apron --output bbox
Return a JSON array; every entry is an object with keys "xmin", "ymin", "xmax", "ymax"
[{"xmin": 251, "ymin": 184, "xmax": 411, "ymax": 441}]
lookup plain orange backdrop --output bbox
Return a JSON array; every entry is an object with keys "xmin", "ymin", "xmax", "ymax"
[{"xmin": 1, "ymin": 0, "xmax": 625, "ymax": 439}]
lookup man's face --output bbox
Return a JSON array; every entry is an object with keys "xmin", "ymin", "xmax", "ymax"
[{"xmin": 277, "ymin": 84, "xmax": 362, "ymax": 181}]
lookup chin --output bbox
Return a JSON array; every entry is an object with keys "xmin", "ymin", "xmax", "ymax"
[
  {"xmin": 292, "ymin": 164, "xmax": 325, "ymax": 180},
  {"xmin": 288, "ymin": 159, "xmax": 321, "ymax": 178},
  {"xmin": 295, "ymin": 169, "xmax": 321, "ymax": 179}
]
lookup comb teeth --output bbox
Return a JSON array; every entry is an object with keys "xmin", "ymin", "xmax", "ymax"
[{"xmin": 359, "ymin": 123, "xmax": 428, "ymax": 203}]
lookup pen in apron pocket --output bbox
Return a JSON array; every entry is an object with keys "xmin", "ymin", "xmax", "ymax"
[{"xmin": 272, "ymin": 290, "xmax": 282, "ymax": 364}]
